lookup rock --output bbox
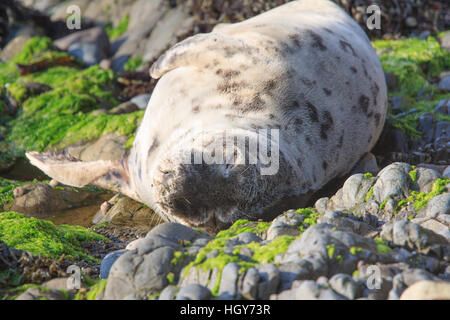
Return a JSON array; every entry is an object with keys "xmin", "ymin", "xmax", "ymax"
[
  {"xmin": 16, "ymin": 286, "xmax": 68, "ymax": 300},
  {"xmin": 438, "ymin": 76, "xmax": 450, "ymax": 91},
  {"xmin": 287, "ymin": 223, "xmax": 377, "ymax": 271},
  {"xmin": 381, "ymin": 221, "xmax": 448, "ymax": 251},
  {"xmin": 241, "ymin": 268, "xmax": 260, "ymax": 300},
  {"xmin": 93, "ymin": 196, "xmax": 161, "ymax": 230},
  {"xmin": 176, "ymin": 284, "xmax": 212, "ymax": 300},
  {"xmin": 66, "ymin": 134, "xmax": 128, "ymax": 162},
  {"xmin": 54, "ymin": 27, "xmax": 109, "ymax": 53},
  {"xmin": 318, "ymin": 211, "xmax": 374, "ymax": 236},
  {"xmin": 0, "ymin": 35, "xmax": 34, "ymax": 61},
  {"xmin": 141, "ymin": 2, "xmax": 194, "ymax": 63},
  {"xmin": 146, "ymin": 222, "xmax": 209, "ymax": 243},
  {"xmin": 100, "ymin": 249, "xmax": 127, "ymax": 279},
  {"xmin": 11, "ymin": 183, "xmax": 71, "ymax": 215},
  {"xmin": 218, "ymin": 262, "xmax": 240, "ymax": 300},
  {"xmin": 294, "ymin": 280, "xmax": 346, "ymax": 300},
  {"xmin": 99, "ymin": 58, "xmax": 112, "ymax": 70},
  {"xmin": 126, "ymin": 238, "xmax": 144, "ymax": 251},
  {"xmin": 400, "ymin": 280, "xmax": 450, "ymax": 300},
  {"xmin": 109, "ymin": 101, "xmax": 139, "ymax": 114},
  {"xmin": 42, "ymin": 277, "xmax": 73, "ymax": 292},
  {"xmin": 417, "ymin": 113, "xmax": 435, "ymax": 144},
  {"xmin": 384, "ymin": 71, "xmax": 398, "ymax": 91},
  {"xmin": 328, "ymin": 274, "xmax": 361, "ymax": 300},
  {"xmin": 266, "ymin": 210, "xmax": 304, "ymax": 240},
  {"xmin": 388, "ymin": 268, "xmax": 437, "ymax": 299},
  {"xmin": 350, "ymin": 153, "xmax": 379, "ymax": 176},
  {"xmin": 435, "ymin": 99, "xmax": 449, "ymax": 115},
  {"xmin": 372, "ymin": 162, "xmax": 412, "ymax": 204},
  {"xmin": 415, "ymin": 167, "xmax": 441, "ymax": 193},
  {"xmin": 405, "ymin": 17, "xmax": 417, "ymax": 28},
  {"xmin": 159, "ymin": 285, "xmax": 178, "ymax": 300},
  {"xmin": 130, "ymin": 94, "xmax": 151, "ymax": 110},
  {"xmin": 441, "ymin": 32, "xmax": 450, "ymax": 51},
  {"xmin": 420, "ymin": 219, "xmax": 449, "ymax": 237},
  {"xmin": 444, "ymin": 166, "xmax": 450, "ymax": 178},
  {"xmin": 256, "ymin": 264, "xmax": 280, "ymax": 300},
  {"xmin": 104, "ymin": 246, "xmax": 176, "ymax": 299},
  {"xmin": 68, "ymin": 42, "xmax": 108, "ymax": 67}
]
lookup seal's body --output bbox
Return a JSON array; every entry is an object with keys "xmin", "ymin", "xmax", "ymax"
[{"xmin": 27, "ymin": 0, "xmax": 387, "ymax": 233}]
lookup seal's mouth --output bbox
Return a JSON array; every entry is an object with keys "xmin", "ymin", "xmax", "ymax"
[{"xmin": 151, "ymin": 162, "xmax": 251, "ymax": 233}]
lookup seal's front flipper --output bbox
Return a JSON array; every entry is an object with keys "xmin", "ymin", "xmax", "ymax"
[
  {"xmin": 150, "ymin": 33, "xmax": 246, "ymax": 79},
  {"xmin": 26, "ymin": 151, "xmax": 141, "ymax": 202}
]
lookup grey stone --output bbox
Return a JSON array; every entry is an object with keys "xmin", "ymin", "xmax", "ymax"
[
  {"xmin": 350, "ymin": 153, "xmax": 379, "ymax": 176},
  {"xmin": 100, "ymin": 249, "xmax": 127, "ymax": 279},
  {"xmin": 256, "ymin": 264, "xmax": 280, "ymax": 299},
  {"xmin": 372, "ymin": 162, "xmax": 412, "ymax": 204},
  {"xmin": 418, "ymin": 113, "xmax": 435, "ymax": 144},
  {"xmin": 388, "ymin": 269, "xmax": 437, "ymax": 300},
  {"xmin": 295, "ymin": 280, "xmax": 346, "ymax": 300},
  {"xmin": 146, "ymin": 222, "xmax": 209, "ymax": 243},
  {"xmin": 315, "ymin": 197, "xmax": 329, "ymax": 215},
  {"xmin": 159, "ymin": 285, "xmax": 178, "ymax": 300},
  {"xmin": 438, "ymin": 75, "xmax": 450, "ymax": 91},
  {"xmin": 54, "ymin": 27, "xmax": 109, "ymax": 53},
  {"xmin": 142, "ymin": 2, "xmax": 194, "ymax": 63},
  {"xmin": 16, "ymin": 287, "xmax": 68, "ymax": 300},
  {"xmin": 381, "ymin": 221, "xmax": 448, "ymax": 251},
  {"xmin": 109, "ymin": 101, "xmax": 139, "ymax": 115},
  {"xmin": 68, "ymin": 42, "xmax": 108, "ymax": 66},
  {"xmin": 218, "ymin": 262, "xmax": 240, "ymax": 300},
  {"xmin": 176, "ymin": 284, "xmax": 212, "ymax": 300},
  {"xmin": 104, "ymin": 246, "xmax": 175, "ymax": 299},
  {"xmin": 130, "ymin": 94, "xmax": 151, "ymax": 110},
  {"xmin": 328, "ymin": 274, "xmax": 361, "ymax": 300},
  {"xmin": 318, "ymin": 210, "xmax": 374, "ymax": 236},
  {"xmin": 384, "ymin": 71, "xmax": 398, "ymax": 91},
  {"xmin": 444, "ymin": 166, "xmax": 450, "ymax": 178},
  {"xmin": 416, "ymin": 168, "xmax": 441, "ymax": 193},
  {"xmin": 441, "ymin": 32, "xmax": 450, "ymax": 51},
  {"xmin": 435, "ymin": 99, "xmax": 449, "ymax": 115},
  {"xmin": 241, "ymin": 268, "xmax": 260, "ymax": 300}
]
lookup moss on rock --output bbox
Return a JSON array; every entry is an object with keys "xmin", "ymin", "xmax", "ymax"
[
  {"xmin": 0, "ymin": 211, "xmax": 106, "ymax": 262},
  {"xmin": 372, "ymin": 37, "xmax": 450, "ymax": 137},
  {"xmin": 0, "ymin": 37, "xmax": 144, "ymax": 155}
]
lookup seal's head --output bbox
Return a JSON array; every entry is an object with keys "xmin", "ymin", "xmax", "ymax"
[{"xmin": 142, "ymin": 128, "xmax": 293, "ymax": 233}]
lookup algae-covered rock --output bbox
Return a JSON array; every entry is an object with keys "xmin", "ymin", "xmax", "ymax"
[
  {"xmin": 0, "ymin": 36, "xmax": 144, "ymax": 161},
  {"xmin": 0, "ymin": 211, "xmax": 106, "ymax": 262}
]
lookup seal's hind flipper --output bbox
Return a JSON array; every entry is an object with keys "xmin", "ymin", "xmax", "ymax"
[
  {"xmin": 150, "ymin": 33, "xmax": 246, "ymax": 79},
  {"xmin": 26, "ymin": 151, "xmax": 141, "ymax": 202}
]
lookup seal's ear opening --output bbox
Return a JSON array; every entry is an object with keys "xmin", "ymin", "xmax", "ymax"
[{"xmin": 25, "ymin": 151, "xmax": 141, "ymax": 202}]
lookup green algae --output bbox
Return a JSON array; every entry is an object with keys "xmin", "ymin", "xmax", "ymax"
[
  {"xmin": 0, "ymin": 37, "xmax": 145, "ymax": 153},
  {"xmin": 409, "ymin": 169, "xmax": 418, "ymax": 184},
  {"xmin": 374, "ymin": 238, "xmax": 391, "ymax": 254},
  {"xmin": 395, "ymin": 177, "xmax": 449, "ymax": 213},
  {"xmin": 363, "ymin": 172, "xmax": 373, "ymax": 179},
  {"xmin": 0, "ymin": 177, "xmax": 28, "ymax": 211},
  {"xmin": 124, "ymin": 56, "xmax": 143, "ymax": 71},
  {"xmin": 296, "ymin": 208, "xmax": 321, "ymax": 232},
  {"xmin": 181, "ymin": 219, "xmax": 294, "ymax": 296},
  {"xmin": 84, "ymin": 279, "xmax": 107, "ymax": 300},
  {"xmin": 365, "ymin": 185, "xmax": 375, "ymax": 202},
  {"xmin": 0, "ymin": 211, "xmax": 106, "ymax": 262},
  {"xmin": 372, "ymin": 36, "xmax": 450, "ymax": 138},
  {"xmin": 105, "ymin": 15, "xmax": 129, "ymax": 40}
]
